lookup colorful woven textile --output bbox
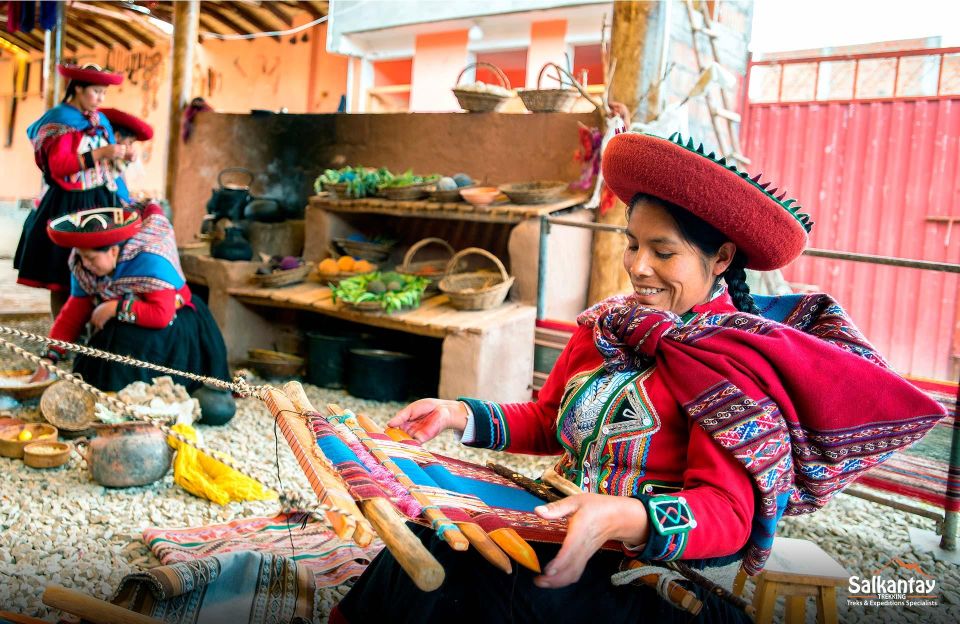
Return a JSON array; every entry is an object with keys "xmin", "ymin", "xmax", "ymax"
[
  {"xmin": 143, "ymin": 513, "xmax": 378, "ymax": 588},
  {"xmin": 579, "ymin": 292, "xmax": 946, "ymax": 574},
  {"xmin": 309, "ymin": 413, "xmax": 573, "ymax": 545},
  {"xmin": 112, "ymin": 551, "xmax": 314, "ymax": 623}
]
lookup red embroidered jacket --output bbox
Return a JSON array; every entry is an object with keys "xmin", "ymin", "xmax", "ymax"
[{"xmin": 462, "ymin": 292, "xmax": 754, "ymax": 562}]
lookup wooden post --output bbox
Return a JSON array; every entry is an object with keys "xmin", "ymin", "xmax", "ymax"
[
  {"xmin": 42, "ymin": 1, "xmax": 65, "ymax": 109},
  {"xmin": 164, "ymin": 0, "xmax": 200, "ymax": 214},
  {"xmin": 586, "ymin": 1, "xmax": 670, "ymax": 305}
]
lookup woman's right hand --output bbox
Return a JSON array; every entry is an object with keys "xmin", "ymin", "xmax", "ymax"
[
  {"xmin": 29, "ymin": 361, "xmax": 52, "ymax": 384},
  {"xmin": 387, "ymin": 398, "xmax": 468, "ymax": 443},
  {"xmin": 92, "ymin": 144, "xmax": 127, "ymax": 161}
]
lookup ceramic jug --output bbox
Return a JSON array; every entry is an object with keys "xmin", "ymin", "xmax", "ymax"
[{"xmin": 78, "ymin": 422, "xmax": 172, "ymax": 488}]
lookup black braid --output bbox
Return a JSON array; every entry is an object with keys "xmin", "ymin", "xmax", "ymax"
[{"xmin": 723, "ymin": 253, "xmax": 760, "ymax": 315}]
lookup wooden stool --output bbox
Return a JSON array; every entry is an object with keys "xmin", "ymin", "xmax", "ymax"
[{"xmin": 733, "ymin": 537, "xmax": 849, "ymax": 624}]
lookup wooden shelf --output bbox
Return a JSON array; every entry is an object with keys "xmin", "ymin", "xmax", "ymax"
[
  {"xmin": 228, "ymin": 282, "xmax": 535, "ymax": 339},
  {"xmin": 308, "ymin": 192, "xmax": 589, "ymax": 224}
]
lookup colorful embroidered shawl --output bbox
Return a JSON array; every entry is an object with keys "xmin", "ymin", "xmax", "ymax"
[
  {"xmin": 26, "ymin": 103, "xmax": 129, "ymax": 199},
  {"xmin": 578, "ymin": 293, "xmax": 946, "ymax": 574},
  {"xmin": 69, "ymin": 211, "xmax": 186, "ymax": 300}
]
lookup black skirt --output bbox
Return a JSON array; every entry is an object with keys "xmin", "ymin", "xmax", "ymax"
[
  {"xmin": 72, "ymin": 296, "xmax": 230, "ymax": 393},
  {"xmin": 14, "ymin": 182, "xmax": 120, "ymax": 291},
  {"xmin": 337, "ymin": 524, "xmax": 751, "ymax": 624}
]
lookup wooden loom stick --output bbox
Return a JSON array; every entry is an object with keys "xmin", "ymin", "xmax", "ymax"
[
  {"xmin": 538, "ymin": 468, "xmax": 703, "ymax": 615},
  {"xmin": 327, "ymin": 404, "xmax": 470, "ymax": 553},
  {"xmin": 281, "ymin": 384, "xmax": 445, "ymax": 592},
  {"xmin": 355, "ymin": 412, "xmax": 512, "ymax": 574},
  {"xmin": 42, "ymin": 585, "xmax": 162, "ymax": 624},
  {"xmin": 262, "ymin": 387, "xmax": 374, "ymax": 546},
  {"xmin": 384, "ymin": 426, "xmax": 542, "ymax": 574},
  {"xmin": 487, "ymin": 462, "xmax": 563, "ymax": 502}
]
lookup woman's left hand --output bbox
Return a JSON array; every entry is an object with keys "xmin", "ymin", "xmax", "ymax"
[
  {"xmin": 91, "ymin": 300, "xmax": 119, "ymax": 330},
  {"xmin": 533, "ymin": 493, "xmax": 649, "ymax": 588}
]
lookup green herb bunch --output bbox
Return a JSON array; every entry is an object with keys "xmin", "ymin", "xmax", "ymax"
[
  {"xmin": 330, "ymin": 271, "xmax": 430, "ymax": 313},
  {"xmin": 377, "ymin": 169, "xmax": 441, "ymax": 189}
]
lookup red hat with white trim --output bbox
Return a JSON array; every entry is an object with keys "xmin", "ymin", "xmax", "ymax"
[
  {"xmin": 601, "ymin": 132, "xmax": 814, "ymax": 271},
  {"xmin": 47, "ymin": 207, "xmax": 141, "ymax": 249},
  {"xmin": 57, "ymin": 63, "xmax": 123, "ymax": 86}
]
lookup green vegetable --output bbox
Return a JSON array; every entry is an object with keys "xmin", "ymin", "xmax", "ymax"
[
  {"xmin": 377, "ymin": 169, "xmax": 440, "ymax": 189},
  {"xmin": 330, "ymin": 271, "xmax": 430, "ymax": 313},
  {"xmin": 315, "ymin": 166, "xmax": 395, "ymax": 198}
]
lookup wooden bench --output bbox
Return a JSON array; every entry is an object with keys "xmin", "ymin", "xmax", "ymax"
[{"xmin": 733, "ymin": 537, "xmax": 850, "ymax": 624}]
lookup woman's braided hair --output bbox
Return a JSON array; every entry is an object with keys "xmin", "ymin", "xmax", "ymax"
[{"xmin": 628, "ymin": 194, "xmax": 760, "ymax": 315}]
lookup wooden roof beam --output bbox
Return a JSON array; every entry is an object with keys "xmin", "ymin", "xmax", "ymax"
[
  {"xmin": 293, "ymin": 1, "xmax": 324, "ymax": 20},
  {"xmin": 0, "ymin": 32, "xmax": 43, "ymax": 53},
  {"xmin": 64, "ymin": 27, "xmax": 100, "ymax": 50},
  {"xmin": 224, "ymin": 3, "xmax": 283, "ymax": 39},
  {"xmin": 260, "ymin": 2, "xmax": 294, "ymax": 27},
  {"xmin": 202, "ymin": 5, "xmax": 253, "ymax": 37},
  {"xmin": 96, "ymin": 16, "xmax": 155, "ymax": 48},
  {"xmin": 70, "ymin": 21, "xmax": 120, "ymax": 50}
]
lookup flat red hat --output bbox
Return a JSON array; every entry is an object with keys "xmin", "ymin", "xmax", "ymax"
[
  {"xmin": 47, "ymin": 207, "xmax": 141, "ymax": 249},
  {"xmin": 57, "ymin": 64, "xmax": 123, "ymax": 86},
  {"xmin": 602, "ymin": 132, "xmax": 813, "ymax": 271},
  {"xmin": 100, "ymin": 108, "xmax": 153, "ymax": 141}
]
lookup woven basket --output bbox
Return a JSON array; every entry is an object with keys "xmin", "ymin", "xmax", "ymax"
[
  {"xmin": 397, "ymin": 238, "xmax": 455, "ymax": 295},
  {"xmin": 452, "ymin": 62, "xmax": 513, "ymax": 113},
  {"xmin": 439, "ymin": 247, "xmax": 514, "ymax": 311},
  {"xmin": 333, "ymin": 238, "xmax": 393, "ymax": 262},
  {"xmin": 499, "ymin": 181, "xmax": 568, "ymax": 204},
  {"xmin": 252, "ymin": 263, "xmax": 312, "ymax": 288},
  {"xmin": 517, "ymin": 63, "xmax": 582, "ymax": 113},
  {"xmin": 248, "ymin": 350, "xmax": 304, "ymax": 378},
  {"xmin": 323, "ymin": 182, "xmax": 352, "ymax": 199},
  {"xmin": 40, "ymin": 380, "xmax": 95, "ymax": 432},
  {"xmin": 382, "ymin": 184, "xmax": 431, "ymax": 201},
  {"xmin": 429, "ymin": 185, "xmax": 472, "ymax": 202}
]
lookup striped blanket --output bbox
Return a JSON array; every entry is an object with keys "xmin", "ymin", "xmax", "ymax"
[{"xmin": 143, "ymin": 513, "xmax": 381, "ymax": 588}]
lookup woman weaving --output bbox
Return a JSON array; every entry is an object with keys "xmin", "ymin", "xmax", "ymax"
[{"xmin": 333, "ymin": 133, "xmax": 945, "ymax": 622}]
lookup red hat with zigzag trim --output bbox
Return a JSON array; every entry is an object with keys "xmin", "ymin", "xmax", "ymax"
[{"xmin": 601, "ymin": 132, "xmax": 813, "ymax": 271}]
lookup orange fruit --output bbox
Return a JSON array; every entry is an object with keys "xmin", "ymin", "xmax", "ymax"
[
  {"xmin": 336, "ymin": 256, "xmax": 356, "ymax": 272},
  {"xmin": 353, "ymin": 260, "xmax": 374, "ymax": 273},
  {"xmin": 318, "ymin": 258, "xmax": 339, "ymax": 276}
]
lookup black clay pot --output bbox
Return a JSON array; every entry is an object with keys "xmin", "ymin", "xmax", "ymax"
[
  {"xmin": 306, "ymin": 332, "xmax": 368, "ymax": 389},
  {"xmin": 244, "ymin": 198, "xmax": 284, "ymax": 223},
  {"xmin": 211, "ymin": 227, "xmax": 253, "ymax": 261},
  {"xmin": 191, "ymin": 386, "xmax": 236, "ymax": 426},
  {"xmin": 347, "ymin": 349, "xmax": 414, "ymax": 402}
]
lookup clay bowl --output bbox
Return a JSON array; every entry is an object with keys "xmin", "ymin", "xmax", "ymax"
[
  {"xmin": 459, "ymin": 186, "xmax": 502, "ymax": 206},
  {"xmin": 0, "ymin": 423, "xmax": 58, "ymax": 459},
  {"xmin": 23, "ymin": 440, "xmax": 72, "ymax": 469},
  {"xmin": 0, "ymin": 369, "xmax": 57, "ymax": 400}
]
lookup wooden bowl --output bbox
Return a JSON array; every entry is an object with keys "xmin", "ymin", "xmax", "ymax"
[
  {"xmin": 0, "ymin": 423, "xmax": 58, "ymax": 459},
  {"xmin": 23, "ymin": 441, "xmax": 72, "ymax": 469},
  {"xmin": 459, "ymin": 186, "xmax": 502, "ymax": 206},
  {"xmin": 0, "ymin": 369, "xmax": 56, "ymax": 400}
]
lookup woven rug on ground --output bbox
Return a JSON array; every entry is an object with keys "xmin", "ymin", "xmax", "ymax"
[
  {"xmin": 143, "ymin": 513, "xmax": 381, "ymax": 588},
  {"xmin": 111, "ymin": 551, "xmax": 314, "ymax": 624}
]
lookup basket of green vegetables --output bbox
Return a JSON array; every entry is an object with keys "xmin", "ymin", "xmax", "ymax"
[
  {"xmin": 315, "ymin": 166, "xmax": 394, "ymax": 199},
  {"xmin": 378, "ymin": 170, "xmax": 440, "ymax": 201},
  {"xmin": 330, "ymin": 271, "xmax": 430, "ymax": 314}
]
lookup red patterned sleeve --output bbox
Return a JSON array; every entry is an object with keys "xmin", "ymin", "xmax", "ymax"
[
  {"xmin": 44, "ymin": 132, "xmax": 90, "ymax": 179},
  {"xmin": 460, "ymin": 326, "xmax": 595, "ymax": 455},
  {"xmin": 46, "ymin": 295, "xmax": 95, "ymax": 361},
  {"xmin": 632, "ymin": 427, "xmax": 754, "ymax": 562},
  {"xmin": 117, "ymin": 289, "xmax": 177, "ymax": 329}
]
